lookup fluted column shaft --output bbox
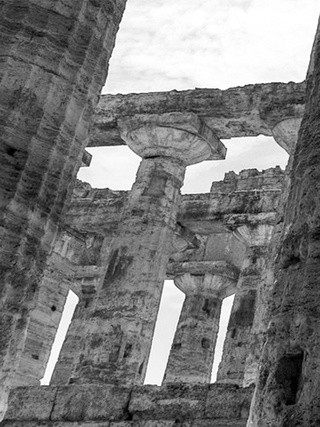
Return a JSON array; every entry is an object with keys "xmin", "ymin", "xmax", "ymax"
[
  {"xmin": 217, "ymin": 244, "xmax": 269, "ymax": 386},
  {"xmin": 163, "ymin": 273, "xmax": 224, "ymax": 384},
  {"xmin": 72, "ymin": 156, "xmax": 185, "ymax": 385},
  {"xmin": 0, "ymin": 0, "xmax": 127, "ymax": 416}
]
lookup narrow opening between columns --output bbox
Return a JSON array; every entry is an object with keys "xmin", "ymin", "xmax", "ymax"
[
  {"xmin": 78, "ymin": 137, "xmax": 289, "ymax": 194},
  {"xmin": 183, "ymin": 136, "xmax": 289, "ymax": 194},
  {"xmin": 40, "ymin": 290, "xmax": 79, "ymax": 385},
  {"xmin": 144, "ymin": 280, "xmax": 185, "ymax": 385},
  {"xmin": 211, "ymin": 294, "xmax": 235, "ymax": 383}
]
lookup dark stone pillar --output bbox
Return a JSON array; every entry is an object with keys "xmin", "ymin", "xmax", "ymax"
[
  {"xmin": 249, "ymin": 17, "xmax": 320, "ymax": 427},
  {"xmin": 0, "ymin": 0, "xmax": 127, "ymax": 416}
]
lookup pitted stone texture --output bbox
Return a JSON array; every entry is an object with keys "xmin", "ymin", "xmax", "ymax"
[
  {"xmin": 129, "ymin": 383, "xmax": 253, "ymax": 422},
  {"xmin": 217, "ymin": 246, "xmax": 270, "ymax": 386},
  {"xmin": 205, "ymin": 384, "xmax": 253, "ymax": 419},
  {"xmin": 65, "ymin": 167, "xmax": 284, "ymax": 239},
  {"xmin": 1, "ymin": 383, "xmax": 253, "ymax": 426},
  {"xmin": 72, "ymin": 157, "xmax": 186, "ymax": 386},
  {"xmin": 163, "ymin": 273, "xmax": 229, "ymax": 384},
  {"xmin": 167, "ymin": 261, "xmax": 239, "ymax": 286},
  {"xmin": 210, "ymin": 167, "xmax": 285, "ymax": 194},
  {"xmin": 271, "ymin": 118, "xmax": 302, "ymax": 154},
  {"xmin": 3, "ymin": 387, "xmax": 57, "ymax": 421},
  {"xmin": 11, "ymin": 228, "xmax": 86, "ymax": 387},
  {"xmin": 0, "ymin": 0, "xmax": 127, "ymax": 416},
  {"xmin": 248, "ymin": 17, "xmax": 320, "ymax": 427},
  {"xmin": 1, "ymin": 423, "xmax": 111, "ymax": 427},
  {"xmin": 0, "ymin": 420, "xmax": 247, "ymax": 427},
  {"xmin": 118, "ymin": 113, "xmax": 226, "ymax": 165},
  {"xmin": 180, "ymin": 170, "xmax": 283, "ymax": 235},
  {"xmin": 3, "ymin": 385, "xmax": 131, "ymax": 423},
  {"xmin": 89, "ymin": 82, "xmax": 305, "ymax": 147},
  {"xmin": 51, "ymin": 385, "xmax": 131, "ymax": 422},
  {"xmin": 129, "ymin": 384, "xmax": 206, "ymax": 420}
]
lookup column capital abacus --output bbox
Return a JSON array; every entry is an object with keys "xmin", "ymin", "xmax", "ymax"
[
  {"xmin": 171, "ymin": 260, "xmax": 238, "ymax": 299},
  {"xmin": 118, "ymin": 112, "xmax": 226, "ymax": 166}
]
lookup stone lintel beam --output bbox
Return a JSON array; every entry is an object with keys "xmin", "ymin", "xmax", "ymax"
[
  {"xmin": 118, "ymin": 112, "xmax": 226, "ymax": 165},
  {"xmin": 167, "ymin": 261, "xmax": 239, "ymax": 299},
  {"xmin": 224, "ymin": 212, "xmax": 277, "ymax": 229},
  {"xmin": 88, "ymin": 81, "xmax": 306, "ymax": 147},
  {"xmin": 178, "ymin": 191, "xmax": 282, "ymax": 235}
]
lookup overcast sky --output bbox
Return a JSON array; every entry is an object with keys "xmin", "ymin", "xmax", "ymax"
[{"xmin": 44, "ymin": 1, "xmax": 319, "ymax": 386}]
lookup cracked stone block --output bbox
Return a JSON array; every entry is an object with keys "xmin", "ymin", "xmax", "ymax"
[
  {"xmin": 1, "ymin": 423, "xmax": 111, "ymax": 427},
  {"xmin": 3, "ymin": 386, "xmax": 57, "ymax": 421},
  {"xmin": 50, "ymin": 385, "xmax": 131, "ymax": 422},
  {"xmin": 205, "ymin": 384, "xmax": 254, "ymax": 419},
  {"xmin": 129, "ymin": 384, "xmax": 207, "ymax": 420}
]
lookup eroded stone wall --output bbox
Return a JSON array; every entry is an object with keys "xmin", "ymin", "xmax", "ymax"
[
  {"xmin": 248, "ymin": 17, "xmax": 320, "ymax": 427},
  {"xmin": 2, "ymin": 382, "xmax": 254, "ymax": 427},
  {"xmin": 0, "ymin": 0, "xmax": 127, "ymax": 416}
]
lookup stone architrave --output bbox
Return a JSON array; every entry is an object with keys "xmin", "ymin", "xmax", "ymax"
[
  {"xmin": 163, "ymin": 261, "xmax": 238, "ymax": 384},
  {"xmin": 216, "ymin": 223, "xmax": 274, "ymax": 386},
  {"xmin": 0, "ymin": 0, "xmax": 127, "ymax": 417},
  {"xmin": 70, "ymin": 113, "xmax": 226, "ymax": 386}
]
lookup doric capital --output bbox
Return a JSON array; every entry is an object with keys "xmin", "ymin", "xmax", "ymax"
[
  {"xmin": 233, "ymin": 223, "xmax": 274, "ymax": 247},
  {"xmin": 118, "ymin": 112, "xmax": 226, "ymax": 165},
  {"xmin": 272, "ymin": 117, "xmax": 302, "ymax": 155},
  {"xmin": 172, "ymin": 261, "xmax": 238, "ymax": 298},
  {"xmin": 224, "ymin": 214, "xmax": 276, "ymax": 247}
]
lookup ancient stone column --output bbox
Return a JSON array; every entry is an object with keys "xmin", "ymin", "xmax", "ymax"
[
  {"xmin": 217, "ymin": 223, "xmax": 273, "ymax": 386},
  {"xmin": 0, "ymin": 0, "xmax": 127, "ymax": 416},
  {"xmin": 71, "ymin": 113, "xmax": 226, "ymax": 386},
  {"xmin": 248, "ymin": 18, "xmax": 320, "ymax": 427},
  {"xmin": 50, "ymin": 265, "xmax": 105, "ymax": 386},
  {"xmin": 163, "ymin": 261, "xmax": 238, "ymax": 384}
]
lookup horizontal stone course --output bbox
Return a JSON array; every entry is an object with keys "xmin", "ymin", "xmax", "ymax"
[
  {"xmin": 1, "ymin": 384, "xmax": 253, "ymax": 426},
  {"xmin": 129, "ymin": 384, "xmax": 207, "ymax": 420},
  {"xmin": 0, "ymin": 420, "xmax": 247, "ymax": 427}
]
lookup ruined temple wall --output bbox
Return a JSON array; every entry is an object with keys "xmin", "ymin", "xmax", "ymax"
[
  {"xmin": 28, "ymin": 167, "xmax": 284, "ymax": 389},
  {"xmin": 248, "ymin": 16, "xmax": 320, "ymax": 427},
  {"xmin": 1, "ymin": 383, "xmax": 254, "ymax": 427}
]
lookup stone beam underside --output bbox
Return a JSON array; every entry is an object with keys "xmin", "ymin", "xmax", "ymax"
[{"xmin": 88, "ymin": 81, "xmax": 306, "ymax": 147}]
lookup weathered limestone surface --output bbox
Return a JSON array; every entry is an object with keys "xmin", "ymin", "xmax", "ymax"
[
  {"xmin": 0, "ymin": 0, "xmax": 127, "ymax": 416},
  {"xmin": 36, "ymin": 166, "xmax": 283, "ymax": 390},
  {"xmin": 69, "ymin": 115, "xmax": 225, "ymax": 387},
  {"xmin": 88, "ymin": 82, "xmax": 305, "ymax": 149},
  {"xmin": 1, "ymin": 383, "xmax": 254, "ymax": 427},
  {"xmin": 217, "ymin": 243, "xmax": 271, "ymax": 386},
  {"xmin": 248, "ymin": 17, "xmax": 320, "ymax": 427},
  {"xmin": 163, "ymin": 267, "xmax": 237, "ymax": 384},
  {"xmin": 216, "ymin": 168, "xmax": 284, "ymax": 387},
  {"xmin": 1, "ymin": 0, "xmax": 317, "ymax": 425}
]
